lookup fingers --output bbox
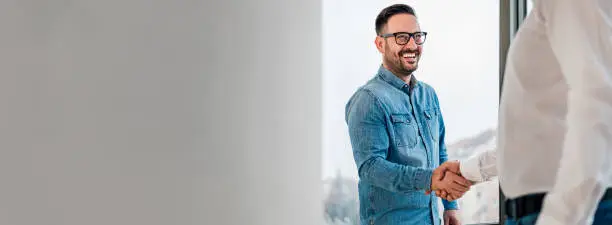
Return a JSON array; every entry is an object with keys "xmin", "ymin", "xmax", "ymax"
[
  {"xmin": 437, "ymin": 190, "xmax": 447, "ymax": 199},
  {"xmin": 444, "ymin": 174, "xmax": 470, "ymax": 193},
  {"xmin": 431, "ymin": 166, "xmax": 448, "ymax": 191},
  {"xmin": 445, "ymin": 189, "xmax": 464, "ymax": 199},
  {"xmin": 432, "ymin": 170, "xmax": 472, "ymax": 196},
  {"xmin": 432, "ymin": 166, "xmax": 447, "ymax": 181},
  {"xmin": 436, "ymin": 172, "xmax": 472, "ymax": 199},
  {"xmin": 450, "ymin": 184, "xmax": 469, "ymax": 193},
  {"xmin": 432, "ymin": 180, "xmax": 457, "ymax": 196},
  {"xmin": 450, "ymin": 173, "xmax": 472, "ymax": 187},
  {"xmin": 445, "ymin": 172, "xmax": 471, "ymax": 188},
  {"xmin": 436, "ymin": 190, "xmax": 447, "ymax": 197},
  {"xmin": 447, "ymin": 194, "xmax": 459, "ymax": 201},
  {"xmin": 440, "ymin": 161, "xmax": 461, "ymax": 174},
  {"xmin": 435, "ymin": 190, "xmax": 459, "ymax": 201},
  {"xmin": 439, "ymin": 191, "xmax": 457, "ymax": 201}
]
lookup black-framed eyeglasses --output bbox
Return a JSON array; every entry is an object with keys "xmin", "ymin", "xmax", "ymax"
[{"xmin": 379, "ymin": 32, "xmax": 428, "ymax": 45}]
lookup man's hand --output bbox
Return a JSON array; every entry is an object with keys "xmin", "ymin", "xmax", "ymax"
[
  {"xmin": 437, "ymin": 161, "xmax": 461, "ymax": 175},
  {"xmin": 443, "ymin": 210, "xmax": 461, "ymax": 225},
  {"xmin": 434, "ymin": 172, "xmax": 463, "ymax": 201},
  {"xmin": 433, "ymin": 171, "xmax": 471, "ymax": 200},
  {"xmin": 428, "ymin": 161, "xmax": 471, "ymax": 200},
  {"xmin": 436, "ymin": 188, "xmax": 455, "ymax": 201},
  {"xmin": 434, "ymin": 160, "xmax": 463, "ymax": 200}
]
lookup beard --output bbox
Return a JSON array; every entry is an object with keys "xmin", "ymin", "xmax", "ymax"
[{"xmin": 384, "ymin": 47, "xmax": 419, "ymax": 77}]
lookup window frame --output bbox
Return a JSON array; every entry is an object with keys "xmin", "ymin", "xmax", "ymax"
[{"xmin": 496, "ymin": 0, "xmax": 529, "ymax": 225}]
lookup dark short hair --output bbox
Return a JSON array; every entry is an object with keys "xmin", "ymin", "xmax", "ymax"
[{"xmin": 375, "ymin": 4, "xmax": 417, "ymax": 35}]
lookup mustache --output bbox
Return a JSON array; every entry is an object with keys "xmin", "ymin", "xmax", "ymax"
[{"xmin": 398, "ymin": 49, "xmax": 419, "ymax": 55}]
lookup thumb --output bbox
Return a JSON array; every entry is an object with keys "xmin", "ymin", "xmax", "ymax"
[{"xmin": 434, "ymin": 167, "xmax": 447, "ymax": 181}]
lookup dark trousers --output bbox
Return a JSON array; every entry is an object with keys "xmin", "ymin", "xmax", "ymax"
[{"xmin": 505, "ymin": 200, "xmax": 612, "ymax": 225}]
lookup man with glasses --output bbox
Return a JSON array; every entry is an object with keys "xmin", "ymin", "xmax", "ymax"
[{"xmin": 345, "ymin": 4, "xmax": 471, "ymax": 225}]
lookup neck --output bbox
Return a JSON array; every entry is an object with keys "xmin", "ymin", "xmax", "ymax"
[{"xmin": 382, "ymin": 63, "xmax": 412, "ymax": 84}]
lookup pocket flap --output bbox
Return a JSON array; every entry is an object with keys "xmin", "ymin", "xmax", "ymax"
[
  {"xmin": 424, "ymin": 109, "xmax": 438, "ymax": 119},
  {"xmin": 390, "ymin": 114, "xmax": 411, "ymax": 123}
]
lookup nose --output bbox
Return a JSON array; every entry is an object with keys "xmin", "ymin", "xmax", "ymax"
[{"xmin": 404, "ymin": 37, "xmax": 418, "ymax": 50}]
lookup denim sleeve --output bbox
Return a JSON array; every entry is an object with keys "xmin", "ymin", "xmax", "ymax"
[
  {"xmin": 435, "ymin": 95, "xmax": 459, "ymax": 210},
  {"xmin": 345, "ymin": 89, "xmax": 433, "ymax": 193}
]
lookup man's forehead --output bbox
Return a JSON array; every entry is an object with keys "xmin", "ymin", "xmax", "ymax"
[{"xmin": 385, "ymin": 14, "xmax": 420, "ymax": 33}]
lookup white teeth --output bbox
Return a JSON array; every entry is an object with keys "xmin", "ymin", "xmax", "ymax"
[{"xmin": 402, "ymin": 53, "xmax": 416, "ymax": 58}]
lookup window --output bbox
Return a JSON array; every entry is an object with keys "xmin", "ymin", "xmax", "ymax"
[
  {"xmin": 527, "ymin": 0, "xmax": 533, "ymax": 13},
  {"xmin": 323, "ymin": 0, "xmax": 500, "ymax": 224}
]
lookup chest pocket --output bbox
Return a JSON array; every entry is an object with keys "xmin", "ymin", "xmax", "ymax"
[
  {"xmin": 424, "ymin": 108, "xmax": 440, "ymax": 141},
  {"xmin": 390, "ymin": 114, "xmax": 417, "ymax": 148}
]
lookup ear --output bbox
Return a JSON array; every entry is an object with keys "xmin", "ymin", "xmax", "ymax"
[{"xmin": 375, "ymin": 36, "xmax": 385, "ymax": 54}]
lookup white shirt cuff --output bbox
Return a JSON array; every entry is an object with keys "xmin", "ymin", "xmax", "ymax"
[{"xmin": 459, "ymin": 156, "xmax": 483, "ymax": 183}]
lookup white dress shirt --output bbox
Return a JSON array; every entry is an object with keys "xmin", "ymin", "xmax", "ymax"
[{"xmin": 461, "ymin": 0, "xmax": 612, "ymax": 224}]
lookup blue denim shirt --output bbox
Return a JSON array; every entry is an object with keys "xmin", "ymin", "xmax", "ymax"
[{"xmin": 345, "ymin": 66, "xmax": 458, "ymax": 225}]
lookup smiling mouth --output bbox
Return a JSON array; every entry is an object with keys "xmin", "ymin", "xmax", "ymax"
[{"xmin": 402, "ymin": 52, "xmax": 418, "ymax": 62}]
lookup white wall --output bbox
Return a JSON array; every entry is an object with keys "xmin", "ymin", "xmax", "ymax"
[{"xmin": 0, "ymin": 0, "xmax": 322, "ymax": 225}]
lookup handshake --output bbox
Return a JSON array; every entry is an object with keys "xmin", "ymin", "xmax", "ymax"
[{"xmin": 426, "ymin": 161, "xmax": 472, "ymax": 201}]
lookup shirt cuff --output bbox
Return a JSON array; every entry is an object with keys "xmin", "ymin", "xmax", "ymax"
[
  {"xmin": 415, "ymin": 168, "xmax": 434, "ymax": 190},
  {"xmin": 460, "ymin": 156, "xmax": 483, "ymax": 183},
  {"xmin": 442, "ymin": 199, "xmax": 459, "ymax": 210}
]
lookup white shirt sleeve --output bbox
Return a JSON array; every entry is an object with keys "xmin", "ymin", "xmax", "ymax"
[
  {"xmin": 536, "ymin": 0, "xmax": 612, "ymax": 224},
  {"xmin": 459, "ymin": 149, "xmax": 497, "ymax": 183}
]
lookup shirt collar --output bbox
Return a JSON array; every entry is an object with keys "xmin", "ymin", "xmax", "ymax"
[{"xmin": 377, "ymin": 65, "xmax": 419, "ymax": 92}]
